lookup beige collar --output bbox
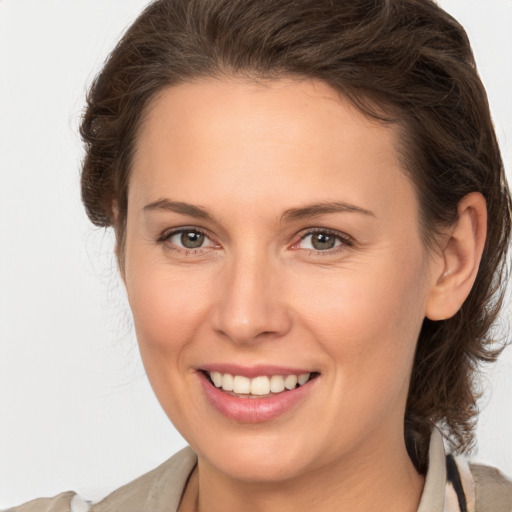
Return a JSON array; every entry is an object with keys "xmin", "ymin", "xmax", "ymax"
[{"xmin": 418, "ymin": 428, "xmax": 475, "ymax": 512}]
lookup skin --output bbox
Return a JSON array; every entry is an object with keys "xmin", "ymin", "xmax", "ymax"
[{"xmin": 121, "ymin": 78, "xmax": 487, "ymax": 512}]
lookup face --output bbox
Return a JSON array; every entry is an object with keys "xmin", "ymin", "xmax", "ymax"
[{"xmin": 123, "ymin": 78, "xmax": 437, "ymax": 482}]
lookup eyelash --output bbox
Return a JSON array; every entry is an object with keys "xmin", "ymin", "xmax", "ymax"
[
  {"xmin": 293, "ymin": 228, "xmax": 354, "ymax": 255},
  {"xmin": 157, "ymin": 227, "xmax": 354, "ymax": 256},
  {"xmin": 157, "ymin": 227, "xmax": 218, "ymax": 255}
]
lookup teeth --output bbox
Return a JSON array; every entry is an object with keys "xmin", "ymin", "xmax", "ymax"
[
  {"xmin": 298, "ymin": 373, "xmax": 310, "ymax": 385},
  {"xmin": 233, "ymin": 375, "xmax": 251, "ymax": 394},
  {"xmin": 251, "ymin": 376, "xmax": 270, "ymax": 396},
  {"xmin": 270, "ymin": 375, "xmax": 285, "ymax": 393},
  {"xmin": 221, "ymin": 373, "xmax": 234, "ymax": 391},
  {"xmin": 208, "ymin": 371, "xmax": 313, "ymax": 396},
  {"xmin": 284, "ymin": 374, "xmax": 298, "ymax": 390},
  {"xmin": 210, "ymin": 371, "xmax": 222, "ymax": 387}
]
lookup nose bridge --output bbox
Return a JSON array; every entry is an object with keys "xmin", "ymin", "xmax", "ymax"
[{"xmin": 211, "ymin": 245, "xmax": 291, "ymax": 343}]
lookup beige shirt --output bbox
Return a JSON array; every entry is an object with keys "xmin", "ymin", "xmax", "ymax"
[{"xmin": 5, "ymin": 430, "xmax": 512, "ymax": 512}]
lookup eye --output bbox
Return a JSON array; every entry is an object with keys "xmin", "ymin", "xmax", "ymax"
[
  {"xmin": 160, "ymin": 228, "xmax": 217, "ymax": 251},
  {"xmin": 174, "ymin": 230, "xmax": 206, "ymax": 249},
  {"xmin": 295, "ymin": 229, "xmax": 352, "ymax": 252}
]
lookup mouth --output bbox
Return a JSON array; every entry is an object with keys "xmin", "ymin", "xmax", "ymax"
[
  {"xmin": 204, "ymin": 370, "xmax": 319, "ymax": 398},
  {"xmin": 198, "ymin": 364, "xmax": 320, "ymax": 422}
]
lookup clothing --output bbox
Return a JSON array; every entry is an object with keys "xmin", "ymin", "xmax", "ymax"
[{"xmin": 5, "ymin": 430, "xmax": 512, "ymax": 512}]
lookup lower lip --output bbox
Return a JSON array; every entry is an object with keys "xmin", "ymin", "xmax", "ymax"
[{"xmin": 198, "ymin": 372, "xmax": 316, "ymax": 423}]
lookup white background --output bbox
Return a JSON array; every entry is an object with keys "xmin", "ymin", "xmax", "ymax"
[{"xmin": 0, "ymin": 0, "xmax": 511, "ymax": 508}]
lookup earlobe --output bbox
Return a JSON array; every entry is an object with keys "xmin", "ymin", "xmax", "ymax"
[
  {"xmin": 425, "ymin": 192, "xmax": 487, "ymax": 321},
  {"xmin": 110, "ymin": 200, "xmax": 127, "ymax": 283},
  {"xmin": 115, "ymin": 242, "xmax": 126, "ymax": 283}
]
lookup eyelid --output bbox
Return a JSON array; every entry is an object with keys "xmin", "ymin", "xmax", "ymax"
[
  {"xmin": 157, "ymin": 226, "xmax": 219, "ymax": 251},
  {"xmin": 291, "ymin": 227, "xmax": 354, "ymax": 252},
  {"xmin": 156, "ymin": 226, "xmax": 353, "ymax": 255}
]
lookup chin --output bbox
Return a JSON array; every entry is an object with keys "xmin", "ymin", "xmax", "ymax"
[{"xmin": 188, "ymin": 426, "xmax": 326, "ymax": 483}]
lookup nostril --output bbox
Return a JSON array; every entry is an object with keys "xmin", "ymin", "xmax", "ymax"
[{"xmin": 256, "ymin": 330, "xmax": 277, "ymax": 339}]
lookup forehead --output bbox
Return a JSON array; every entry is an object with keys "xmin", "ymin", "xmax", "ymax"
[
  {"xmin": 137, "ymin": 77, "xmax": 398, "ymax": 163},
  {"xmin": 130, "ymin": 77, "xmax": 415, "ymax": 223}
]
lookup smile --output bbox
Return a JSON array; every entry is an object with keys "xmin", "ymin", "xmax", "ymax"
[
  {"xmin": 208, "ymin": 371, "xmax": 313, "ymax": 396},
  {"xmin": 199, "ymin": 368, "xmax": 319, "ymax": 423}
]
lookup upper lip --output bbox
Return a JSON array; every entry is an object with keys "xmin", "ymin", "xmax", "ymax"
[{"xmin": 199, "ymin": 363, "xmax": 317, "ymax": 378}]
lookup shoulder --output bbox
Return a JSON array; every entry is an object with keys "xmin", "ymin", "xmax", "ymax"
[
  {"xmin": 448, "ymin": 454, "xmax": 512, "ymax": 512},
  {"xmin": 90, "ymin": 446, "xmax": 196, "ymax": 512},
  {"xmin": 469, "ymin": 462, "xmax": 512, "ymax": 512},
  {"xmin": 3, "ymin": 448, "xmax": 197, "ymax": 512},
  {"xmin": 2, "ymin": 492, "xmax": 87, "ymax": 512}
]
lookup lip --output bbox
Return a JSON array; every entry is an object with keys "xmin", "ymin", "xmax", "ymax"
[
  {"xmin": 198, "ymin": 369, "xmax": 318, "ymax": 423},
  {"xmin": 199, "ymin": 363, "xmax": 314, "ymax": 378}
]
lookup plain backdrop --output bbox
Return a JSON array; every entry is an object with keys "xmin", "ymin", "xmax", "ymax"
[{"xmin": 0, "ymin": 0, "xmax": 511, "ymax": 508}]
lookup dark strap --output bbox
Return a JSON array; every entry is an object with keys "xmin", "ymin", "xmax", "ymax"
[{"xmin": 446, "ymin": 454, "xmax": 468, "ymax": 512}]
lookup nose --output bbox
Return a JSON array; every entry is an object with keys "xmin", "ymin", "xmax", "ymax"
[{"xmin": 210, "ymin": 251, "xmax": 292, "ymax": 344}]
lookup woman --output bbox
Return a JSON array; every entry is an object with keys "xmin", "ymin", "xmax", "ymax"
[{"xmin": 6, "ymin": 0, "xmax": 512, "ymax": 510}]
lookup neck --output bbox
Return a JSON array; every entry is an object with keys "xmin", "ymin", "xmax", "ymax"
[{"xmin": 180, "ymin": 430, "xmax": 425, "ymax": 512}]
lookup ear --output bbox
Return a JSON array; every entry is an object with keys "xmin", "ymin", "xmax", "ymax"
[
  {"xmin": 115, "ymin": 240, "xmax": 126, "ymax": 284},
  {"xmin": 111, "ymin": 200, "xmax": 126, "ymax": 283},
  {"xmin": 425, "ymin": 192, "xmax": 487, "ymax": 321}
]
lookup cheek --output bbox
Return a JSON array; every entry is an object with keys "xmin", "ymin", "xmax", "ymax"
[
  {"xmin": 123, "ymin": 256, "xmax": 215, "ymax": 430},
  {"xmin": 292, "ymin": 247, "xmax": 429, "ymax": 388},
  {"xmin": 124, "ymin": 247, "xmax": 212, "ymax": 363}
]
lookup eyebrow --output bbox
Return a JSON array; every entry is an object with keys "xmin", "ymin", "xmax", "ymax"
[
  {"xmin": 281, "ymin": 202, "xmax": 376, "ymax": 222},
  {"xmin": 143, "ymin": 198, "xmax": 376, "ymax": 222},
  {"xmin": 143, "ymin": 199, "xmax": 213, "ymax": 220}
]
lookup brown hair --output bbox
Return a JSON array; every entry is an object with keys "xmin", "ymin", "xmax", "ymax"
[{"xmin": 80, "ymin": 0, "xmax": 511, "ymax": 472}]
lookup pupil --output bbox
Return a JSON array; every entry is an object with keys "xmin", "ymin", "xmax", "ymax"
[
  {"xmin": 312, "ymin": 233, "xmax": 335, "ymax": 250},
  {"xmin": 181, "ymin": 231, "xmax": 205, "ymax": 249}
]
